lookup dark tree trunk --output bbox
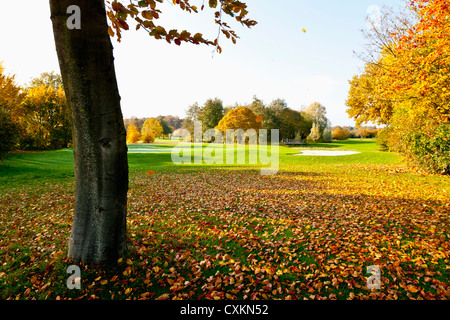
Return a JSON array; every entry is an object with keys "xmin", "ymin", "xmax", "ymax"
[{"xmin": 49, "ymin": 0, "xmax": 129, "ymax": 263}]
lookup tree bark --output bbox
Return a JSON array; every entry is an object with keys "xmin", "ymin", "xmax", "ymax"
[{"xmin": 49, "ymin": 0, "xmax": 129, "ymax": 263}]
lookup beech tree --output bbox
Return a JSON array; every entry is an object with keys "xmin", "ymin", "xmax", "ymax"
[{"xmin": 49, "ymin": 0, "xmax": 256, "ymax": 263}]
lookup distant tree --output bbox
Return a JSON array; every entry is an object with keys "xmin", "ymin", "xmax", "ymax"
[
  {"xmin": 0, "ymin": 63, "xmax": 23, "ymax": 156},
  {"xmin": 185, "ymin": 102, "xmax": 201, "ymax": 121},
  {"xmin": 332, "ymin": 126, "xmax": 351, "ymax": 140},
  {"xmin": 304, "ymin": 102, "xmax": 330, "ymax": 140},
  {"xmin": 298, "ymin": 111, "xmax": 314, "ymax": 139},
  {"xmin": 247, "ymin": 96, "xmax": 266, "ymax": 118},
  {"xmin": 268, "ymin": 98, "xmax": 288, "ymax": 116},
  {"xmin": 21, "ymin": 84, "xmax": 71, "ymax": 150},
  {"xmin": 161, "ymin": 115, "xmax": 182, "ymax": 130},
  {"xmin": 158, "ymin": 118, "xmax": 173, "ymax": 136},
  {"xmin": 198, "ymin": 98, "xmax": 224, "ymax": 130},
  {"xmin": 247, "ymin": 97, "xmax": 280, "ymax": 139},
  {"xmin": 141, "ymin": 117, "xmax": 163, "ymax": 142},
  {"xmin": 181, "ymin": 118, "xmax": 194, "ymax": 137},
  {"xmin": 308, "ymin": 122, "xmax": 321, "ymax": 142},
  {"xmin": 28, "ymin": 71, "xmax": 63, "ymax": 90},
  {"xmin": 126, "ymin": 123, "xmax": 141, "ymax": 143},
  {"xmin": 278, "ymin": 108, "xmax": 305, "ymax": 140},
  {"xmin": 124, "ymin": 117, "xmax": 141, "ymax": 132},
  {"xmin": 359, "ymin": 129, "xmax": 371, "ymax": 139},
  {"xmin": 216, "ymin": 106, "xmax": 261, "ymax": 132}
]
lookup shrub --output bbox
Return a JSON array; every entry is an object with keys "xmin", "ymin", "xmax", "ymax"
[
  {"xmin": 142, "ymin": 131, "xmax": 155, "ymax": 143},
  {"xmin": 405, "ymin": 123, "xmax": 450, "ymax": 175},
  {"xmin": 332, "ymin": 127, "xmax": 350, "ymax": 140}
]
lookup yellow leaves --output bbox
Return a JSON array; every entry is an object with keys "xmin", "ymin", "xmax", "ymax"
[
  {"xmin": 123, "ymin": 266, "xmax": 132, "ymax": 276},
  {"xmin": 126, "ymin": 124, "xmax": 141, "ymax": 143},
  {"xmin": 124, "ymin": 288, "xmax": 133, "ymax": 295},
  {"xmin": 215, "ymin": 106, "xmax": 261, "ymax": 132},
  {"xmin": 108, "ymin": 26, "xmax": 115, "ymax": 37}
]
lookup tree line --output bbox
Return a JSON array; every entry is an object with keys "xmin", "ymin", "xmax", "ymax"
[
  {"xmin": 1, "ymin": 62, "xmax": 341, "ymax": 157},
  {"xmin": 0, "ymin": 62, "xmax": 380, "ymax": 160},
  {"xmin": 124, "ymin": 97, "xmax": 339, "ymax": 144},
  {"xmin": 0, "ymin": 66, "xmax": 71, "ymax": 158}
]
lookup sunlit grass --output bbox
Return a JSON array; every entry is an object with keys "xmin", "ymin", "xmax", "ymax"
[{"xmin": 0, "ymin": 139, "xmax": 448, "ymax": 300}]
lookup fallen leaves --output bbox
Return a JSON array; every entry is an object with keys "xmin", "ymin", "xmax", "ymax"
[{"xmin": 0, "ymin": 159, "xmax": 449, "ymax": 300}]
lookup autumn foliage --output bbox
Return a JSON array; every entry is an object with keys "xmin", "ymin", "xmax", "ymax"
[
  {"xmin": 215, "ymin": 106, "xmax": 261, "ymax": 133},
  {"xmin": 332, "ymin": 127, "xmax": 351, "ymax": 141},
  {"xmin": 0, "ymin": 63, "xmax": 23, "ymax": 157},
  {"xmin": 346, "ymin": 0, "xmax": 450, "ymax": 174},
  {"xmin": 105, "ymin": 0, "xmax": 257, "ymax": 53},
  {"xmin": 0, "ymin": 66, "xmax": 71, "ymax": 155},
  {"xmin": 141, "ymin": 117, "xmax": 163, "ymax": 143},
  {"xmin": 126, "ymin": 123, "xmax": 141, "ymax": 143}
]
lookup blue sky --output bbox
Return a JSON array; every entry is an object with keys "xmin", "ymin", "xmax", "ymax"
[{"xmin": 0, "ymin": 0, "xmax": 405, "ymax": 126}]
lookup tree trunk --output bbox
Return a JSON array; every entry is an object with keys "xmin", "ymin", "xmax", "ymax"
[{"xmin": 49, "ymin": 0, "xmax": 129, "ymax": 263}]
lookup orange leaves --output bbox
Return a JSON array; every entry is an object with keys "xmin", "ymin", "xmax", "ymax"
[
  {"xmin": 1, "ymin": 148, "xmax": 449, "ymax": 300},
  {"xmin": 104, "ymin": 0, "xmax": 256, "ymax": 52}
]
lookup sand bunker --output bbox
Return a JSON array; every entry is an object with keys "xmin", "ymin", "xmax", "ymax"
[{"xmin": 292, "ymin": 150, "xmax": 360, "ymax": 156}]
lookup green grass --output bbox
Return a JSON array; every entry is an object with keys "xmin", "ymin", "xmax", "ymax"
[
  {"xmin": 0, "ymin": 139, "xmax": 399, "ymax": 188},
  {"xmin": 0, "ymin": 139, "xmax": 449, "ymax": 300}
]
